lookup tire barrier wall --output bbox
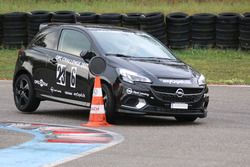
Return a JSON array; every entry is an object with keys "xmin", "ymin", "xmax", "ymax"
[
  {"xmin": 140, "ymin": 12, "xmax": 167, "ymax": 45},
  {"xmin": 239, "ymin": 13, "xmax": 250, "ymax": 50},
  {"xmin": 97, "ymin": 13, "xmax": 122, "ymax": 26},
  {"xmin": 51, "ymin": 11, "xmax": 76, "ymax": 23},
  {"xmin": 0, "ymin": 14, "xmax": 2, "ymax": 45},
  {"xmin": 191, "ymin": 13, "xmax": 216, "ymax": 48},
  {"xmin": 122, "ymin": 13, "xmax": 141, "ymax": 30},
  {"xmin": 76, "ymin": 12, "xmax": 97, "ymax": 23},
  {"xmin": 27, "ymin": 11, "xmax": 51, "ymax": 43},
  {"xmin": 3, "ymin": 12, "xmax": 27, "ymax": 48},
  {"xmin": 216, "ymin": 13, "xmax": 239, "ymax": 49},
  {"xmin": 0, "ymin": 11, "xmax": 249, "ymax": 50},
  {"xmin": 166, "ymin": 12, "xmax": 191, "ymax": 49}
]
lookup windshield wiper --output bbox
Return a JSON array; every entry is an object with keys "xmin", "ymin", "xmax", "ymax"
[
  {"xmin": 105, "ymin": 53, "xmax": 134, "ymax": 58},
  {"xmin": 136, "ymin": 57, "xmax": 176, "ymax": 61}
]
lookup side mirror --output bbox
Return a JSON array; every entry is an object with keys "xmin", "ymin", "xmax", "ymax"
[
  {"xmin": 89, "ymin": 56, "xmax": 106, "ymax": 76},
  {"xmin": 80, "ymin": 50, "xmax": 96, "ymax": 63}
]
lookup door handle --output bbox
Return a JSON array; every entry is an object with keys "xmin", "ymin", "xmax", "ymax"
[{"xmin": 50, "ymin": 58, "xmax": 57, "ymax": 64}]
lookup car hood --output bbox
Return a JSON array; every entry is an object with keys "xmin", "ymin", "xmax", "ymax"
[{"xmin": 107, "ymin": 56, "xmax": 198, "ymax": 79}]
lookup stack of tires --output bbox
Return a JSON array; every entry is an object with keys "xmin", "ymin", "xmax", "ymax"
[
  {"xmin": 0, "ymin": 14, "xmax": 2, "ymax": 45},
  {"xmin": 191, "ymin": 13, "xmax": 216, "ymax": 48},
  {"xmin": 216, "ymin": 13, "xmax": 239, "ymax": 49},
  {"xmin": 76, "ymin": 12, "xmax": 97, "ymax": 23},
  {"xmin": 97, "ymin": 13, "xmax": 122, "ymax": 26},
  {"xmin": 3, "ymin": 12, "xmax": 27, "ymax": 48},
  {"xmin": 239, "ymin": 13, "xmax": 250, "ymax": 50},
  {"xmin": 122, "ymin": 13, "xmax": 141, "ymax": 30},
  {"xmin": 51, "ymin": 11, "xmax": 76, "ymax": 23},
  {"xmin": 166, "ymin": 12, "xmax": 191, "ymax": 49},
  {"xmin": 27, "ymin": 11, "xmax": 51, "ymax": 42},
  {"xmin": 140, "ymin": 12, "xmax": 167, "ymax": 45}
]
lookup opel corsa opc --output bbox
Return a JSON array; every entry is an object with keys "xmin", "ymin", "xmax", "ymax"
[{"xmin": 13, "ymin": 24, "xmax": 209, "ymax": 123}]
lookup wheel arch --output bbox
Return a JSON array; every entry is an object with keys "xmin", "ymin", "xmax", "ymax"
[
  {"xmin": 89, "ymin": 77, "xmax": 116, "ymax": 101},
  {"xmin": 13, "ymin": 70, "xmax": 33, "ymax": 90}
]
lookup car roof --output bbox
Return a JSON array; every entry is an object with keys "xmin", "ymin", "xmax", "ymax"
[{"xmin": 42, "ymin": 22, "xmax": 141, "ymax": 33}]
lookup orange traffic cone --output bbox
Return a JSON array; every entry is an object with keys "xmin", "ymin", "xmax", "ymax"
[{"xmin": 81, "ymin": 76, "xmax": 111, "ymax": 127}]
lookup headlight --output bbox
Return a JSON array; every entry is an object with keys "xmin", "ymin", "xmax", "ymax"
[
  {"xmin": 198, "ymin": 74, "xmax": 206, "ymax": 86},
  {"xmin": 117, "ymin": 68, "xmax": 152, "ymax": 84}
]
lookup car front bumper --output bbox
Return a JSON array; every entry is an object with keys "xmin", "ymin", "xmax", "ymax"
[{"xmin": 115, "ymin": 82, "xmax": 209, "ymax": 118}]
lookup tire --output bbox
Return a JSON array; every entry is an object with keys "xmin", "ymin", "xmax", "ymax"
[
  {"xmin": 168, "ymin": 39, "xmax": 190, "ymax": 49},
  {"xmin": 3, "ymin": 12, "xmax": 27, "ymax": 21},
  {"xmin": 51, "ymin": 11, "xmax": 76, "ymax": 23},
  {"xmin": 239, "ymin": 37, "xmax": 250, "ymax": 49},
  {"xmin": 240, "ymin": 13, "xmax": 250, "ymax": 25},
  {"xmin": 166, "ymin": 12, "xmax": 190, "ymax": 24},
  {"xmin": 175, "ymin": 116, "xmax": 197, "ymax": 122},
  {"xmin": 217, "ymin": 12, "xmax": 239, "ymax": 24},
  {"xmin": 140, "ymin": 12, "xmax": 164, "ymax": 24},
  {"xmin": 191, "ymin": 13, "xmax": 216, "ymax": 24},
  {"xmin": 28, "ymin": 10, "xmax": 51, "ymax": 20},
  {"xmin": 122, "ymin": 13, "xmax": 142, "ymax": 23},
  {"xmin": 76, "ymin": 12, "xmax": 97, "ymax": 23},
  {"xmin": 98, "ymin": 13, "xmax": 122, "ymax": 20},
  {"xmin": 98, "ymin": 13, "xmax": 122, "ymax": 26},
  {"xmin": 239, "ymin": 13, "xmax": 250, "ymax": 50},
  {"xmin": 102, "ymin": 84, "xmax": 118, "ymax": 124},
  {"xmin": 13, "ymin": 74, "xmax": 40, "ymax": 112},
  {"xmin": 166, "ymin": 12, "xmax": 191, "ymax": 49}
]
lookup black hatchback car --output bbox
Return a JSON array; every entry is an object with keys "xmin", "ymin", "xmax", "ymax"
[{"xmin": 13, "ymin": 23, "xmax": 209, "ymax": 123}]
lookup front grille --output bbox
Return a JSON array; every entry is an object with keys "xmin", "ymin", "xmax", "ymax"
[
  {"xmin": 151, "ymin": 86, "xmax": 204, "ymax": 103},
  {"xmin": 151, "ymin": 86, "xmax": 203, "ymax": 94}
]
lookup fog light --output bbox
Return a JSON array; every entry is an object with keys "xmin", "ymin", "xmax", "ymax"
[
  {"xmin": 121, "ymin": 98, "xmax": 146, "ymax": 109},
  {"xmin": 135, "ymin": 98, "xmax": 146, "ymax": 109}
]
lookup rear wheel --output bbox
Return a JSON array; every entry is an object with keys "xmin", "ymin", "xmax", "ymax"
[
  {"xmin": 175, "ymin": 116, "xmax": 197, "ymax": 122},
  {"xmin": 102, "ymin": 84, "xmax": 118, "ymax": 124},
  {"xmin": 13, "ymin": 74, "xmax": 40, "ymax": 112}
]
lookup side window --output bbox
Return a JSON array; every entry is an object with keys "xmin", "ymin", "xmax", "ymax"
[
  {"xmin": 58, "ymin": 29, "xmax": 91, "ymax": 56},
  {"xmin": 34, "ymin": 31, "xmax": 58, "ymax": 49}
]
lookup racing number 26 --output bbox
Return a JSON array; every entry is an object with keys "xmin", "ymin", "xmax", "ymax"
[{"xmin": 56, "ymin": 64, "xmax": 77, "ymax": 88}]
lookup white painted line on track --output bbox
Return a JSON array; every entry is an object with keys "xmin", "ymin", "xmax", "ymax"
[
  {"xmin": 208, "ymin": 84, "xmax": 250, "ymax": 88},
  {"xmin": 0, "ymin": 122, "xmax": 124, "ymax": 167}
]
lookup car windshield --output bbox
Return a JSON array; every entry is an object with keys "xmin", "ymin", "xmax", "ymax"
[{"xmin": 90, "ymin": 29, "xmax": 176, "ymax": 60}]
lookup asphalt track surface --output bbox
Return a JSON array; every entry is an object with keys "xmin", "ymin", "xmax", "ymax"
[{"xmin": 0, "ymin": 80, "xmax": 250, "ymax": 167}]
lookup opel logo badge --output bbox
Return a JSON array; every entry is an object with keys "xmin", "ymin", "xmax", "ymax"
[
  {"xmin": 176, "ymin": 88, "xmax": 184, "ymax": 98},
  {"xmin": 126, "ymin": 88, "xmax": 133, "ymax": 94}
]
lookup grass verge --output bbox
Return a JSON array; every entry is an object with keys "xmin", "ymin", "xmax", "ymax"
[
  {"xmin": 0, "ymin": 49, "xmax": 17, "ymax": 79},
  {"xmin": 0, "ymin": 0, "xmax": 250, "ymax": 84},
  {"xmin": 0, "ymin": 0, "xmax": 249, "ymax": 14},
  {"xmin": 175, "ymin": 49, "xmax": 250, "ymax": 85},
  {"xmin": 0, "ymin": 49, "xmax": 249, "ymax": 84}
]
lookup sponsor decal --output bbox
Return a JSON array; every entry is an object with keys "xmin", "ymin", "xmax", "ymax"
[
  {"xmin": 73, "ymin": 92, "xmax": 85, "ymax": 98},
  {"xmin": 55, "ymin": 55, "xmax": 87, "ymax": 69},
  {"xmin": 34, "ymin": 79, "xmax": 48, "ymax": 87},
  {"xmin": 70, "ymin": 67, "xmax": 77, "ymax": 88},
  {"xmin": 126, "ymin": 88, "xmax": 149, "ymax": 97},
  {"xmin": 56, "ymin": 63, "xmax": 78, "ymax": 88},
  {"xmin": 159, "ymin": 79, "xmax": 192, "ymax": 85},
  {"xmin": 64, "ymin": 91, "xmax": 85, "ymax": 98},
  {"xmin": 64, "ymin": 91, "xmax": 73, "ymax": 96},
  {"xmin": 50, "ymin": 87, "xmax": 62, "ymax": 93},
  {"xmin": 56, "ymin": 64, "xmax": 66, "ymax": 86}
]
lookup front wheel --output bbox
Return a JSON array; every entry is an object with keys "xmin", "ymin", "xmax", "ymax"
[
  {"xmin": 13, "ymin": 74, "xmax": 40, "ymax": 112},
  {"xmin": 102, "ymin": 84, "xmax": 118, "ymax": 124},
  {"xmin": 175, "ymin": 116, "xmax": 197, "ymax": 122}
]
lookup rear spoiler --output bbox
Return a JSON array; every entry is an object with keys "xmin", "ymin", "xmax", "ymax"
[
  {"xmin": 39, "ymin": 22, "xmax": 82, "ymax": 30},
  {"xmin": 39, "ymin": 23, "xmax": 50, "ymax": 30}
]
